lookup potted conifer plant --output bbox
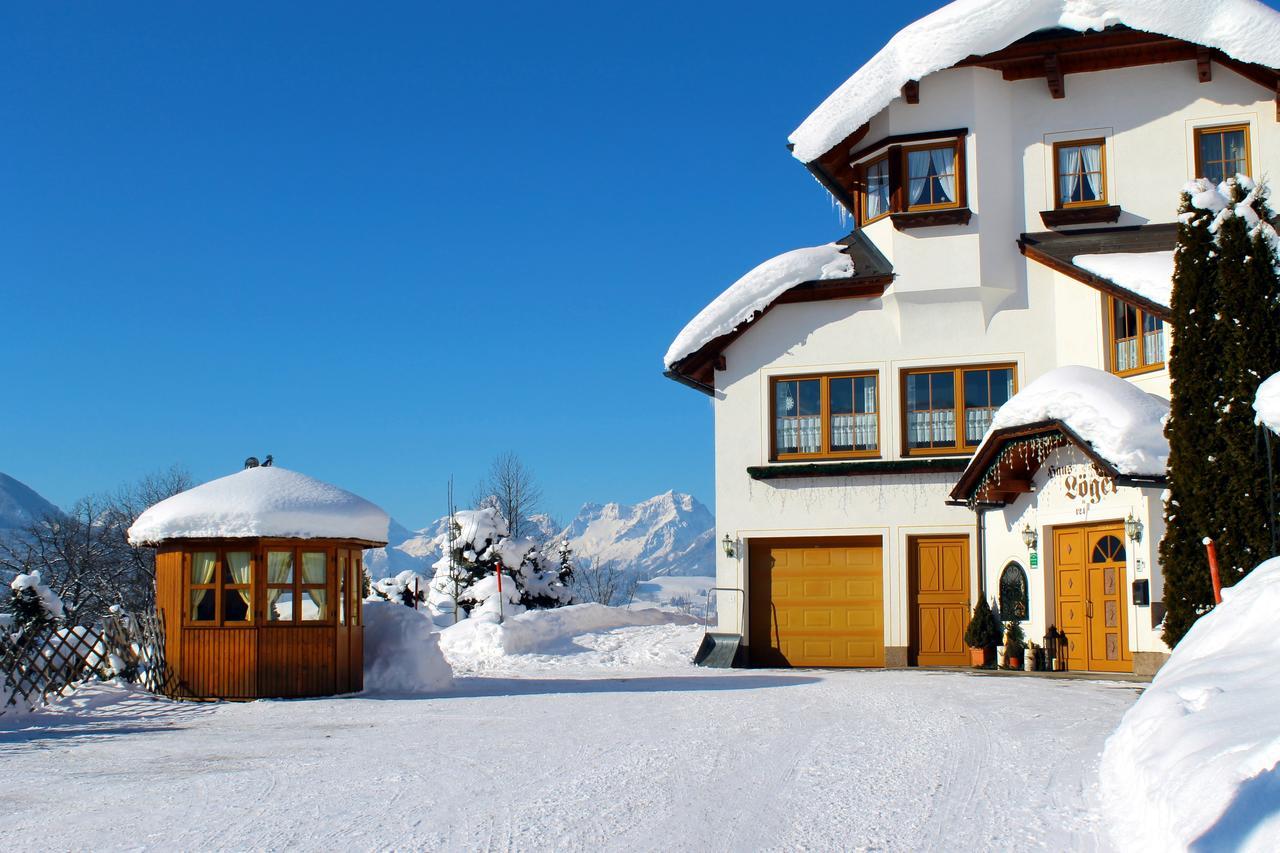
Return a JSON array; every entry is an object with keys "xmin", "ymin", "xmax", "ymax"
[
  {"xmin": 1003, "ymin": 620, "xmax": 1026, "ymax": 670},
  {"xmin": 963, "ymin": 598, "xmax": 999, "ymax": 667}
]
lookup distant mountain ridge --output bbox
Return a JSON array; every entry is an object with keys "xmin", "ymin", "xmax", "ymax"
[
  {"xmin": 366, "ymin": 491, "xmax": 714, "ymax": 581},
  {"xmin": 0, "ymin": 473, "xmax": 62, "ymax": 534}
]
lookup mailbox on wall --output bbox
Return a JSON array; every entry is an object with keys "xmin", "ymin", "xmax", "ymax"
[{"xmin": 1132, "ymin": 578, "xmax": 1151, "ymax": 607}]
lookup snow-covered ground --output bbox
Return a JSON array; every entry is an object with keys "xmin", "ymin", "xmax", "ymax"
[{"xmin": 0, "ymin": 617, "xmax": 1139, "ymax": 852}]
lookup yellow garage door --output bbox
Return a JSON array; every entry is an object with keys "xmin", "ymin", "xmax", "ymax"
[{"xmin": 748, "ymin": 538, "xmax": 884, "ymax": 667}]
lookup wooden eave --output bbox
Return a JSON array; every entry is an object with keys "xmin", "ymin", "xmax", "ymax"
[
  {"xmin": 949, "ymin": 419, "xmax": 1164, "ymax": 505},
  {"xmin": 1018, "ymin": 224, "xmax": 1175, "ymax": 321}
]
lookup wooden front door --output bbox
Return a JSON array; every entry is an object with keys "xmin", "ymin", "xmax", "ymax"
[
  {"xmin": 909, "ymin": 537, "xmax": 970, "ymax": 666},
  {"xmin": 1053, "ymin": 524, "xmax": 1131, "ymax": 673},
  {"xmin": 748, "ymin": 538, "xmax": 884, "ymax": 668}
]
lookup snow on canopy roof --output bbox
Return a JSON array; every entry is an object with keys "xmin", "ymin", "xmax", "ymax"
[
  {"xmin": 980, "ymin": 365, "xmax": 1169, "ymax": 476},
  {"xmin": 127, "ymin": 466, "xmax": 391, "ymax": 546},
  {"xmin": 1072, "ymin": 251, "xmax": 1174, "ymax": 308},
  {"xmin": 664, "ymin": 243, "xmax": 853, "ymax": 369},
  {"xmin": 789, "ymin": 0, "xmax": 1280, "ymax": 163},
  {"xmin": 1256, "ymin": 371, "xmax": 1280, "ymax": 434}
]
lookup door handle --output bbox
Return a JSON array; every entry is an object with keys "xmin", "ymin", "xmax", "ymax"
[{"xmin": 1086, "ymin": 601, "xmax": 1093, "ymax": 619}]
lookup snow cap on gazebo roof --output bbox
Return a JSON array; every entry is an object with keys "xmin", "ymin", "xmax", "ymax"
[
  {"xmin": 982, "ymin": 365, "xmax": 1170, "ymax": 476},
  {"xmin": 127, "ymin": 466, "xmax": 391, "ymax": 546},
  {"xmin": 789, "ymin": 0, "xmax": 1280, "ymax": 163}
]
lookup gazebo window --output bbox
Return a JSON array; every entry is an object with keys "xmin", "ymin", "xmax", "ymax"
[
  {"xmin": 188, "ymin": 549, "xmax": 252, "ymax": 625},
  {"xmin": 266, "ymin": 548, "xmax": 330, "ymax": 622},
  {"xmin": 301, "ymin": 552, "xmax": 328, "ymax": 621}
]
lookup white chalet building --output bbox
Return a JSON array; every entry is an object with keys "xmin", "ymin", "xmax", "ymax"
[{"xmin": 666, "ymin": 0, "xmax": 1280, "ymax": 676}]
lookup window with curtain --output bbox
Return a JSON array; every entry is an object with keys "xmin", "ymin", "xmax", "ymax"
[
  {"xmin": 1054, "ymin": 140, "xmax": 1105, "ymax": 207},
  {"xmin": 904, "ymin": 143, "xmax": 958, "ymax": 209},
  {"xmin": 1195, "ymin": 125, "xmax": 1249, "ymax": 185},
  {"xmin": 301, "ymin": 552, "xmax": 328, "ymax": 621},
  {"xmin": 862, "ymin": 156, "xmax": 891, "ymax": 223},
  {"xmin": 267, "ymin": 550, "xmax": 295, "ymax": 622},
  {"xmin": 338, "ymin": 554, "xmax": 347, "ymax": 624},
  {"xmin": 187, "ymin": 549, "xmax": 252, "ymax": 625},
  {"xmin": 772, "ymin": 373, "xmax": 879, "ymax": 460},
  {"xmin": 903, "ymin": 364, "xmax": 1018, "ymax": 454},
  {"xmin": 1107, "ymin": 296, "xmax": 1165, "ymax": 375}
]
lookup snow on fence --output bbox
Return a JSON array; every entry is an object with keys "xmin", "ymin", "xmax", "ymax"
[{"xmin": 0, "ymin": 609, "xmax": 173, "ymax": 715}]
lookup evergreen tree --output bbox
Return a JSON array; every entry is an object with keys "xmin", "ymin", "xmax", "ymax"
[{"xmin": 1160, "ymin": 188, "xmax": 1225, "ymax": 645}]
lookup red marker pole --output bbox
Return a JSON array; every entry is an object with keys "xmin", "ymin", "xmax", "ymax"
[
  {"xmin": 1204, "ymin": 538, "xmax": 1223, "ymax": 605},
  {"xmin": 495, "ymin": 561, "xmax": 505, "ymax": 624}
]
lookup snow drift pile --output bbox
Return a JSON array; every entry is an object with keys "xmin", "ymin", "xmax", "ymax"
[
  {"xmin": 362, "ymin": 601, "xmax": 453, "ymax": 694},
  {"xmin": 788, "ymin": 0, "xmax": 1280, "ymax": 163},
  {"xmin": 978, "ymin": 365, "xmax": 1169, "ymax": 475},
  {"xmin": 1100, "ymin": 557, "xmax": 1280, "ymax": 851},
  {"xmin": 1254, "ymin": 372, "xmax": 1280, "ymax": 434},
  {"xmin": 664, "ymin": 244, "xmax": 854, "ymax": 369},
  {"xmin": 127, "ymin": 466, "xmax": 389, "ymax": 545},
  {"xmin": 438, "ymin": 603, "xmax": 697, "ymax": 672}
]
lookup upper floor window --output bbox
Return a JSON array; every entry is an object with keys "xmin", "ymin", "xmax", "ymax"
[
  {"xmin": 862, "ymin": 156, "xmax": 891, "ymax": 223},
  {"xmin": 772, "ymin": 373, "xmax": 879, "ymax": 460},
  {"xmin": 1054, "ymin": 140, "xmax": 1106, "ymax": 208},
  {"xmin": 1107, "ymin": 296, "xmax": 1165, "ymax": 376},
  {"xmin": 904, "ymin": 143, "xmax": 960, "ymax": 210},
  {"xmin": 903, "ymin": 364, "xmax": 1016, "ymax": 455},
  {"xmin": 1195, "ymin": 125, "xmax": 1250, "ymax": 184}
]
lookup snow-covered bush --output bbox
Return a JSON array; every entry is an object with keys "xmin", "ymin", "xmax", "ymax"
[
  {"xmin": 362, "ymin": 600, "xmax": 452, "ymax": 694},
  {"xmin": 7, "ymin": 570, "xmax": 65, "ymax": 636},
  {"xmin": 370, "ymin": 570, "xmax": 431, "ymax": 607},
  {"xmin": 1100, "ymin": 556, "xmax": 1280, "ymax": 851}
]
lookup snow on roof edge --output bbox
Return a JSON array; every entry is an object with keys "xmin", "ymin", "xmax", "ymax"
[
  {"xmin": 789, "ymin": 0, "xmax": 1280, "ymax": 164},
  {"xmin": 664, "ymin": 243, "xmax": 855, "ymax": 370}
]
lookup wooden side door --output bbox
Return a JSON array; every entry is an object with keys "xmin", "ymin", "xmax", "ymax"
[
  {"xmin": 1085, "ymin": 528, "xmax": 1132, "ymax": 673},
  {"xmin": 335, "ymin": 549, "xmax": 351, "ymax": 691},
  {"xmin": 910, "ymin": 537, "xmax": 970, "ymax": 666},
  {"xmin": 349, "ymin": 552, "xmax": 365, "ymax": 692},
  {"xmin": 1053, "ymin": 527, "xmax": 1087, "ymax": 670}
]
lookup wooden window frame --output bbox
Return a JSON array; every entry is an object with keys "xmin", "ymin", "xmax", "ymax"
[
  {"xmin": 901, "ymin": 140, "xmax": 965, "ymax": 212},
  {"xmin": 1104, "ymin": 295, "xmax": 1166, "ymax": 377},
  {"xmin": 1052, "ymin": 138, "xmax": 1108, "ymax": 209},
  {"xmin": 1193, "ymin": 123, "xmax": 1251, "ymax": 183},
  {"xmin": 770, "ymin": 372, "xmax": 881, "ymax": 462},
  {"xmin": 899, "ymin": 363, "xmax": 1018, "ymax": 457},
  {"xmin": 858, "ymin": 155, "xmax": 892, "ymax": 225},
  {"xmin": 265, "ymin": 545, "xmax": 337, "ymax": 626},
  {"xmin": 184, "ymin": 548, "xmax": 254, "ymax": 627}
]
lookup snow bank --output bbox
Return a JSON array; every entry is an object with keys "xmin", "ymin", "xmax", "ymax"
[
  {"xmin": 981, "ymin": 365, "xmax": 1169, "ymax": 475},
  {"xmin": 1255, "ymin": 372, "xmax": 1280, "ymax": 434},
  {"xmin": 665, "ymin": 244, "xmax": 853, "ymax": 368},
  {"xmin": 789, "ymin": 0, "xmax": 1280, "ymax": 163},
  {"xmin": 362, "ymin": 601, "xmax": 453, "ymax": 694},
  {"xmin": 127, "ymin": 466, "xmax": 389, "ymax": 545},
  {"xmin": 439, "ymin": 603, "xmax": 697, "ymax": 669},
  {"xmin": 1072, "ymin": 251, "xmax": 1174, "ymax": 308},
  {"xmin": 1100, "ymin": 557, "xmax": 1280, "ymax": 851}
]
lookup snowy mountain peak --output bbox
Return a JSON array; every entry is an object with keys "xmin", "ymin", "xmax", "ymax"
[{"xmin": 0, "ymin": 473, "xmax": 62, "ymax": 534}]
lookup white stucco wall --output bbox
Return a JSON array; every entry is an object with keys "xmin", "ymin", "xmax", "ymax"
[{"xmin": 710, "ymin": 56, "xmax": 1274, "ymax": 656}]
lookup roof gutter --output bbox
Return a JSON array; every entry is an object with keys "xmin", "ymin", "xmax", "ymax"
[{"xmin": 663, "ymin": 368, "xmax": 714, "ymax": 397}]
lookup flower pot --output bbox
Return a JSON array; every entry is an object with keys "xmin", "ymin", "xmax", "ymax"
[
  {"xmin": 1024, "ymin": 655, "xmax": 1035, "ymax": 672},
  {"xmin": 1008, "ymin": 656, "xmax": 1023, "ymax": 670}
]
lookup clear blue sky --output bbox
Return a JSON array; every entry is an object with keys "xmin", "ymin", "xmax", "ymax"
[{"xmin": 0, "ymin": 1, "xmax": 1031, "ymax": 525}]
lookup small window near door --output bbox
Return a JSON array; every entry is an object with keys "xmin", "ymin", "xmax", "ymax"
[
  {"xmin": 1195, "ymin": 125, "xmax": 1250, "ymax": 184},
  {"xmin": 1054, "ymin": 139, "xmax": 1106, "ymax": 208},
  {"xmin": 999, "ymin": 562, "xmax": 1029, "ymax": 622}
]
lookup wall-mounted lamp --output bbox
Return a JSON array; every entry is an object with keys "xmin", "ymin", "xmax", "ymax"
[
  {"xmin": 1125, "ymin": 512, "xmax": 1144, "ymax": 544},
  {"xmin": 1021, "ymin": 523, "xmax": 1038, "ymax": 551},
  {"xmin": 721, "ymin": 534, "xmax": 736, "ymax": 558}
]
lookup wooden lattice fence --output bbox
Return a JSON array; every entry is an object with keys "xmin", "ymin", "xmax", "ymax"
[{"xmin": 0, "ymin": 608, "xmax": 174, "ymax": 715}]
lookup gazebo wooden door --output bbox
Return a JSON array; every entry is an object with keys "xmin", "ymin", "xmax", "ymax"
[{"xmin": 336, "ymin": 548, "xmax": 364, "ymax": 693}]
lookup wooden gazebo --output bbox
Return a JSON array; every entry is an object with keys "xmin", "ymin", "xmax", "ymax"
[{"xmin": 128, "ymin": 462, "xmax": 390, "ymax": 700}]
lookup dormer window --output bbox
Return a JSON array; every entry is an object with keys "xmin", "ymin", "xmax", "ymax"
[
  {"xmin": 862, "ymin": 156, "xmax": 891, "ymax": 223},
  {"xmin": 904, "ymin": 143, "xmax": 960, "ymax": 210},
  {"xmin": 1054, "ymin": 140, "xmax": 1106, "ymax": 208}
]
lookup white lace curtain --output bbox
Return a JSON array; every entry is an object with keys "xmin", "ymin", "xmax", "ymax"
[
  {"xmin": 908, "ymin": 148, "xmax": 955, "ymax": 206},
  {"xmin": 1059, "ymin": 144, "xmax": 1101, "ymax": 203}
]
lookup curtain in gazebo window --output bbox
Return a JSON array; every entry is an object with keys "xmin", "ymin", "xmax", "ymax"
[
  {"xmin": 223, "ymin": 551, "xmax": 252, "ymax": 622},
  {"xmin": 190, "ymin": 552, "xmax": 217, "ymax": 621},
  {"xmin": 301, "ymin": 553, "xmax": 328, "ymax": 621},
  {"xmin": 267, "ymin": 551, "xmax": 294, "ymax": 621}
]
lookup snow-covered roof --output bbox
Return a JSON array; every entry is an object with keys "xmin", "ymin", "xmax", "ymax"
[
  {"xmin": 127, "ymin": 466, "xmax": 390, "ymax": 545},
  {"xmin": 665, "ymin": 243, "xmax": 853, "ymax": 369},
  {"xmin": 1072, "ymin": 251, "xmax": 1174, "ymax": 308},
  {"xmin": 789, "ymin": 0, "xmax": 1280, "ymax": 163},
  {"xmin": 1256, "ymin": 372, "xmax": 1280, "ymax": 434},
  {"xmin": 979, "ymin": 365, "xmax": 1170, "ymax": 476}
]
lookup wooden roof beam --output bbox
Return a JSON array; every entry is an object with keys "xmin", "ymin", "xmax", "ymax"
[
  {"xmin": 1045, "ymin": 53, "xmax": 1065, "ymax": 99},
  {"xmin": 901, "ymin": 80, "xmax": 920, "ymax": 104},
  {"xmin": 1196, "ymin": 47, "xmax": 1212, "ymax": 82}
]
